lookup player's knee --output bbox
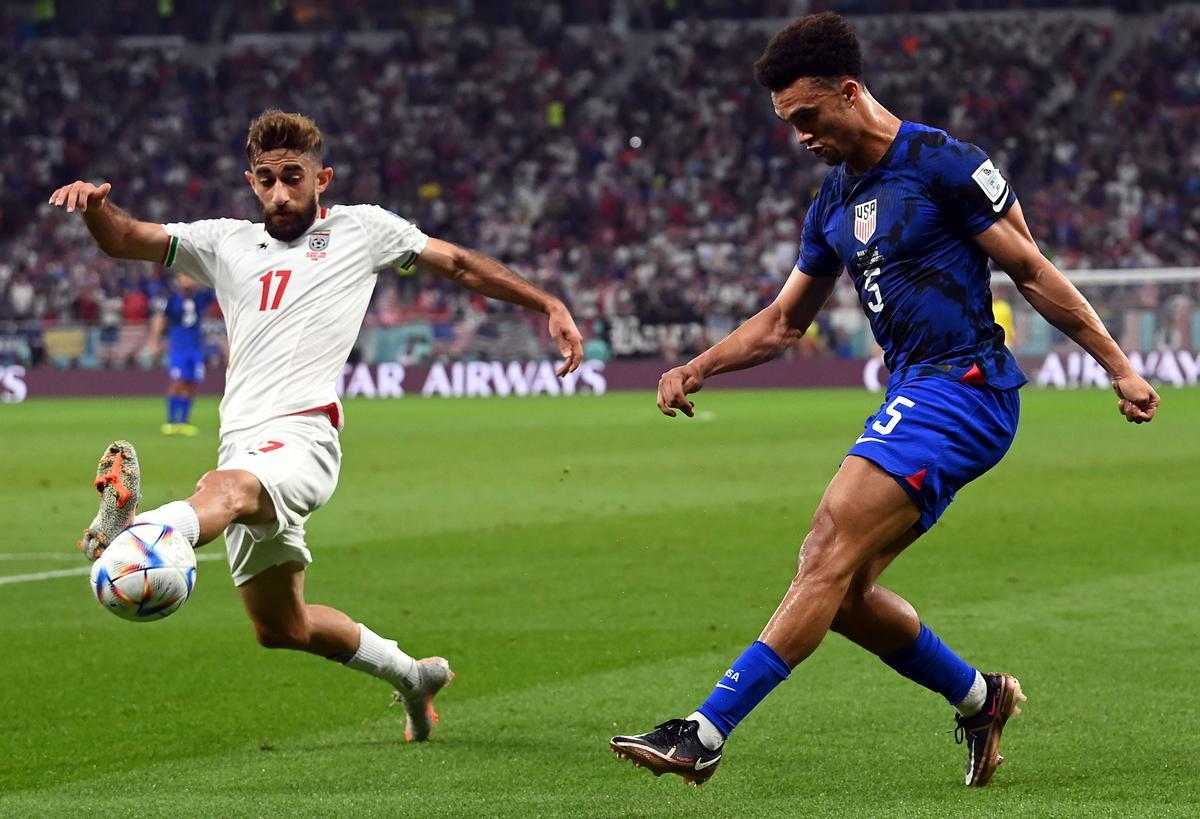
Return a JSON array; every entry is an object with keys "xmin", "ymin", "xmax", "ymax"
[
  {"xmin": 195, "ymin": 470, "xmax": 257, "ymax": 518},
  {"xmin": 794, "ymin": 509, "xmax": 860, "ymax": 591}
]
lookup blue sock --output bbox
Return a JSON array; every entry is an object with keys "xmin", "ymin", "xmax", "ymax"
[
  {"xmin": 881, "ymin": 623, "xmax": 977, "ymax": 704},
  {"xmin": 167, "ymin": 396, "xmax": 183, "ymax": 423},
  {"xmin": 696, "ymin": 641, "xmax": 791, "ymax": 738},
  {"xmin": 179, "ymin": 396, "xmax": 193, "ymax": 423}
]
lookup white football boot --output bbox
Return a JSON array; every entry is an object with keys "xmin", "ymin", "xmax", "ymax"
[
  {"xmin": 78, "ymin": 440, "xmax": 141, "ymax": 561},
  {"xmin": 390, "ymin": 657, "xmax": 454, "ymax": 742}
]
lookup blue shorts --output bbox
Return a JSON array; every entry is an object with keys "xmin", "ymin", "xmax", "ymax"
[
  {"xmin": 168, "ymin": 351, "xmax": 205, "ymax": 384},
  {"xmin": 848, "ymin": 377, "xmax": 1020, "ymax": 533}
]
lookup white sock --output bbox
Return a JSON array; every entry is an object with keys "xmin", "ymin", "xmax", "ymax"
[
  {"xmin": 343, "ymin": 623, "xmax": 419, "ymax": 690},
  {"xmin": 134, "ymin": 500, "xmax": 200, "ymax": 547},
  {"xmin": 687, "ymin": 710, "xmax": 726, "ymax": 750},
  {"xmin": 955, "ymin": 671, "xmax": 987, "ymax": 716}
]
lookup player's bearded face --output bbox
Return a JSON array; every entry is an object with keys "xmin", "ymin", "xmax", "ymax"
[
  {"xmin": 262, "ymin": 190, "xmax": 318, "ymax": 242},
  {"xmin": 249, "ymin": 151, "xmax": 326, "ymax": 242}
]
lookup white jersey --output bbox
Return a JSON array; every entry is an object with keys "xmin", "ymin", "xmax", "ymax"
[{"xmin": 163, "ymin": 204, "xmax": 427, "ymax": 435}]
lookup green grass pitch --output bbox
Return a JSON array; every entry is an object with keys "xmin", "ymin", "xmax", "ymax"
[{"xmin": 1, "ymin": 387, "xmax": 1196, "ymax": 817}]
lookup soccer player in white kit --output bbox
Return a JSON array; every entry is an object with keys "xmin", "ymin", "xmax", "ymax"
[{"xmin": 48, "ymin": 110, "xmax": 584, "ymax": 741}]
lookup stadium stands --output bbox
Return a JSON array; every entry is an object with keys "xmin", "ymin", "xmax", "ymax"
[{"xmin": 2, "ymin": 3, "xmax": 1197, "ymax": 365}]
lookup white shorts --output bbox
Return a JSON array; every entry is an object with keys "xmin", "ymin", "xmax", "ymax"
[{"xmin": 217, "ymin": 413, "xmax": 341, "ymax": 586}]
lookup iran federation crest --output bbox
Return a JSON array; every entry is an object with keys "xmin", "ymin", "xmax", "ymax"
[
  {"xmin": 854, "ymin": 199, "xmax": 877, "ymax": 245},
  {"xmin": 308, "ymin": 231, "xmax": 330, "ymax": 252}
]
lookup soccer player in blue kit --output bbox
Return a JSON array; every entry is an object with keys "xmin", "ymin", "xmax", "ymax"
[
  {"xmin": 149, "ymin": 273, "xmax": 215, "ymax": 436},
  {"xmin": 611, "ymin": 13, "xmax": 1160, "ymax": 788}
]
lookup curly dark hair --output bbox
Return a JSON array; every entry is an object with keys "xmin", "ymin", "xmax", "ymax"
[{"xmin": 754, "ymin": 12, "xmax": 863, "ymax": 91}]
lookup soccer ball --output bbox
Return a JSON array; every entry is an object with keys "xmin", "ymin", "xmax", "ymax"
[{"xmin": 89, "ymin": 523, "xmax": 197, "ymax": 622}]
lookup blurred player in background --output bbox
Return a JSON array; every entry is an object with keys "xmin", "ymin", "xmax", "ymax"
[
  {"xmin": 992, "ymin": 286, "xmax": 1018, "ymax": 348},
  {"xmin": 611, "ymin": 13, "xmax": 1159, "ymax": 788},
  {"xmin": 148, "ymin": 273, "xmax": 215, "ymax": 436},
  {"xmin": 49, "ymin": 109, "xmax": 583, "ymax": 742}
]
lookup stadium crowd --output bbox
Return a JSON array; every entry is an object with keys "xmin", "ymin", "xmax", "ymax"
[{"xmin": 2, "ymin": 3, "xmax": 1197, "ymax": 365}]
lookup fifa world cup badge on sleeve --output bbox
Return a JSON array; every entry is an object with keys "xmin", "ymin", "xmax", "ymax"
[{"xmin": 971, "ymin": 160, "xmax": 1008, "ymax": 211}]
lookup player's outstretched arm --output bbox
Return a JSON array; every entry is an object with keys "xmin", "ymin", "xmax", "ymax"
[
  {"xmin": 657, "ymin": 268, "xmax": 836, "ymax": 417},
  {"xmin": 47, "ymin": 181, "xmax": 170, "ymax": 263},
  {"xmin": 975, "ymin": 201, "xmax": 1159, "ymax": 424},
  {"xmin": 416, "ymin": 237, "xmax": 583, "ymax": 376}
]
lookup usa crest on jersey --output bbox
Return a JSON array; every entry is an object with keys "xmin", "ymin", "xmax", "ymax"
[{"xmin": 854, "ymin": 199, "xmax": 877, "ymax": 245}]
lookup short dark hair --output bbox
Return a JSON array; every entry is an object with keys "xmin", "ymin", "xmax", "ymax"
[
  {"xmin": 754, "ymin": 12, "xmax": 863, "ymax": 92},
  {"xmin": 245, "ymin": 109, "xmax": 323, "ymax": 165}
]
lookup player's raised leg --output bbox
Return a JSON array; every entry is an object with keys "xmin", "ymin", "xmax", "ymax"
[
  {"xmin": 238, "ymin": 560, "xmax": 453, "ymax": 742},
  {"xmin": 118, "ymin": 467, "xmax": 267, "ymax": 554},
  {"xmin": 80, "ymin": 439, "xmax": 278, "ymax": 563},
  {"xmin": 78, "ymin": 438, "xmax": 267, "ymax": 560},
  {"xmin": 611, "ymin": 455, "xmax": 920, "ymax": 786},
  {"xmin": 831, "ymin": 536, "xmax": 1026, "ymax": 786}
]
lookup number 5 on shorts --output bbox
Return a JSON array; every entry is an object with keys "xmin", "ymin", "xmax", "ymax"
[{"xmin": 872, "ymin": 396, "xmax": 915, "ymax": 435}]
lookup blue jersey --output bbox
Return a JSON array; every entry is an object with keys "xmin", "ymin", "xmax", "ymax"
[
  {"xmin": 163, "ymin": 289, "xmax": 214, "ymax": 353},
  {"xmin": 799, "ymin": 120, "xmax": 1027, "ymax": 390}
]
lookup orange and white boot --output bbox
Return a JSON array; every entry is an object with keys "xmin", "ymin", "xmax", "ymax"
[
  {"xmin": 391, "ymin": 657, "xmax": 454, "ymax": 742},
  {"xmin": 78, "ymin": 440, "xmax": 141, "ymax": 561}
]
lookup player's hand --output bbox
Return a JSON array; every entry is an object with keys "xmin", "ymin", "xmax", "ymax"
[
  {"xmin": 47, "ymin": 181, "xmax": 112, "ymax": 214},
  {"xmin": 657, "ymin": 364, "xmax": 705, "ymax": 418},
  {"xmin": 548, "ymin": 302, "xmax": 583, "ymax": 377},
  {"xmin": 1112, "ymin": 372, "xmax": 1159, "ymax": 424}
]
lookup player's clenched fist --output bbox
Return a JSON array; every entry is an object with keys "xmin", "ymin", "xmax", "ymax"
[
  {"xmin": 48, "ymin": 180, "xmax": 112, "ymax": 214},
  {"xmin": 1111, "ymin": 373, "xmax": 1160, "ymax": 424},
  {"xmin": 657, "ymin": 363, "xmax": 705, "ymax": 418}
]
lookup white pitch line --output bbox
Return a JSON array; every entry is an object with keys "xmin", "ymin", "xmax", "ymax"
[
  {"xmin": 0, "ymin": 552, "xmax": 225, "ymax": 587},
  {"xmin": 0, "ymin": 567, "xmax": 94, "ymax": 585}
]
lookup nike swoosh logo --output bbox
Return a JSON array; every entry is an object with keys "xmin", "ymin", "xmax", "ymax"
[
  {"xmin": 990, "ymin": 184, "xmax": 1008, "ymax": 212},
  {"xmin": 715, "ymin": 683, "xmax": 736, "ymax": 692},
  {"xmin": 694, "ymin": 755, "xmax": 722, "ymax": 770},
  {"xmin": 854, "ymin": 436, "xmax": 887, "ymax": 444}
]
